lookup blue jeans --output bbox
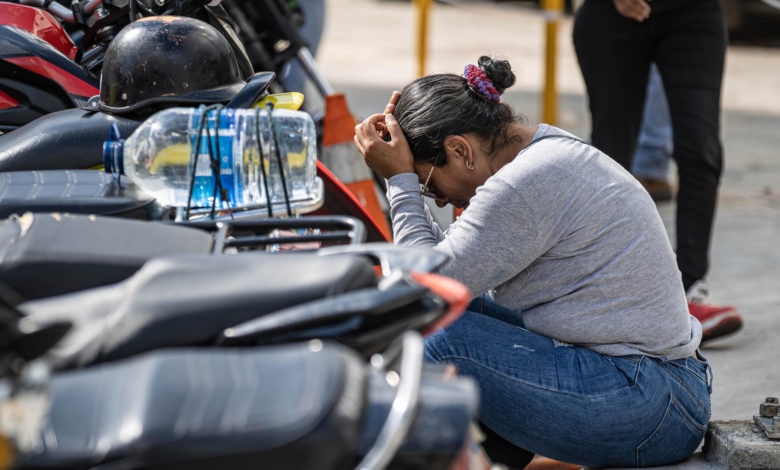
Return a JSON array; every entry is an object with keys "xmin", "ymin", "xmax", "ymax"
[
  {"xmin": 424, "ymin": 298, "xmax": 712, "ymax": 467},
  {"xmin": 632, "ymin": 64, "xmax": 673, "ymax": 181}
]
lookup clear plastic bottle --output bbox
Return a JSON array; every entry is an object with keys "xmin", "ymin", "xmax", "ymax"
[{"xmin": 102, "ymin": 106, "xmax": 320, "ymax": 215}]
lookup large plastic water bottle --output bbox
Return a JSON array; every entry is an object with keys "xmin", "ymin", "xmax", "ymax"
[{"xmin": 103, "ymin": 106, "xmax": 320, "ymax": 215}]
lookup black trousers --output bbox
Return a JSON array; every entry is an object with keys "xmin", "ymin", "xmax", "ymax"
[{"xmin": 573, "ymin": 0, "xmax": 727, "ymax": 290}]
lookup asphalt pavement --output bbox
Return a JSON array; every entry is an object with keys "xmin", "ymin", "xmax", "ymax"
[{"xmin": 314, "ymin": 0, "xmax": 780, "ymax": 427}]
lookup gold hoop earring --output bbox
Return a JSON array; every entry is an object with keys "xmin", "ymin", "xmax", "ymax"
[{"xmin": 465, "ymin": 161, "xmax": 475, "ymax": 170}]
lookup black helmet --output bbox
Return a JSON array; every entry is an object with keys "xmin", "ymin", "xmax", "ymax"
[{"xmin": 98, "ymin": 16, "xmax": 248, "ymax": 114}]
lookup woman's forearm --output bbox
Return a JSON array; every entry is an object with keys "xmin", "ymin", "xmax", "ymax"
[{"xmin": 386, "ymin": 173, "xmax": 445, "ymax": 246}]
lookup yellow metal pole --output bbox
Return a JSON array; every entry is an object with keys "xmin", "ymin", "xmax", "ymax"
[
  {"xmin": 415, "ymin": 0, "xmax": 432, "ymax": 77},
  {"xmin": 541, "ymin": 0, "xmax": 563, "ymax": 125}
]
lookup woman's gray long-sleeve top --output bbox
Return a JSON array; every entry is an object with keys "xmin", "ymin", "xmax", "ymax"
[{"xmin": 385, "ymin": 124, "xmax": 700, "ymax": 359}]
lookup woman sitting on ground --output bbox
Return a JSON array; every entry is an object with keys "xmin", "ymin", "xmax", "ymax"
[{"xmin": 353, "ymin": 56, "xmax": 712, "ymax": 468}]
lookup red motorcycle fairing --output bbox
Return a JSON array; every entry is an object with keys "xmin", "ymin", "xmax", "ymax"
[
  {"xmin": 0, "ymin": 24, "xmax": 98, "ymax": 128},
  {"xmin": 0, "ymin": 89, "xmax": 18, "ymax": 108},
  {"xmin": 0, "ymin": 3, "xmax": 79, "ymax": 60},
  {"xmin": 3, "ymin": 55, "xmax": 97, "ymax": 97},
  {"xmin": 314, "ymin": 161, "xmax": 390, "ymax": 243}
]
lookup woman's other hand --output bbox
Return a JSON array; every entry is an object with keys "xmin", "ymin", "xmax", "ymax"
[
  {"xmin": 354, "ymin": 104, "xmax": 415, "ymax": 180},
  {"xmin": 384, "ymin": 90, "xmax": 400, "ymax": 114},
  {"xmin": 372, "ymin": 90, "xmax": 400, "ymax": 141},
  {"xmin": 612, "ymin": 0, "xmax": 650, "ymax": 21}
]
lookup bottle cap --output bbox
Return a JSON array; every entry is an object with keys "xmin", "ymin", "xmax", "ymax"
[{"xmin": 103, "ymin": 122, "xmax": 125, "ymax": 176}]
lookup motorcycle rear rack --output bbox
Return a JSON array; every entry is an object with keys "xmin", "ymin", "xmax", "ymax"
[
  {"xmin": 175, "ymin": 215, "xmax": 367, "ymax": 252},
  {"xmin": 358, "ymin": 331, "xmax": 424, "ymax": 470}
]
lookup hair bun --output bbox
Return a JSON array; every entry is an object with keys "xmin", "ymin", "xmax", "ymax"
[{"xmin": 477, "ymin": 56, "xmax": 515, "ymax": 95}]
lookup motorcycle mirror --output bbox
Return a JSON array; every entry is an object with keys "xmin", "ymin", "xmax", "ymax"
[
  {"xmin": 2, "ymin": 320, "xmax": 71, "ymax": 366},
  {"xmin": 85, "ymin": 95, "xmax": 101, "ymax": 111},
  {"xmin": 0, "ymin": 281, "xmax": 24, "ymax": 330},
  {"xmin": 227, "ymin": 72, "xmax": 276, "ymax": 108}
]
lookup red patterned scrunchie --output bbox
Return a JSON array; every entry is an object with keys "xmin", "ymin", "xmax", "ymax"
[{"xmin": 463, "ymin": 64, "xmax": 500, "ymax": 103}]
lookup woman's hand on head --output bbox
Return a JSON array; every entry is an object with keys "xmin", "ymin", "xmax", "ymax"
[
  {"xmin": 372, "ymin": 91, "xmax": 400, "ymax": 141},
  {"xmin": 612, "ymin": 0, "xmax": 650, "ymax": 21},
  {"xmin": 354, "ymin": 111, "xmax": 415, "ymax": 180},
  {"xmin": 383, "ymin": 91, "xmax": 400, "ymax": 115}
]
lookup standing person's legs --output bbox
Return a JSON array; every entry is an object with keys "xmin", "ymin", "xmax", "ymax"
[
  {"xmin": 424, "ymin": 310, "xmax": 711, "ymax": 467},
  {"xmin": 573, "ymin": 0, "xmax": 653, "ymax": 170},
  {"xmin": 633, "ymin": 64, "xmax": 674, "ymax": 201},
  {"xmin": 653, "ymin": 0, "xmax": 726, "ymax": 290},
  {"xmin": 653, "ymin": 0, "xmax": 742, "ymax": 342}
]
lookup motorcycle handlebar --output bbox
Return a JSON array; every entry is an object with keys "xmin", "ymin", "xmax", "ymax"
[
  {"xmin": 82, "ymin": 0, "xmax": 103, "ymax": 14},
  {"xmin": 19, "ymin": 0, "xmax": 103, "ymax": 22},
  {"xmin": 15, "ymin": 0, "xmax": 215, "ymax": 23},
  {"xmin": 20, "ymin": 0, "xmax": 76, "ymax": 22}
]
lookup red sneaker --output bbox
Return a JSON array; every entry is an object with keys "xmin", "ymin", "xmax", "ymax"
[
  {"xmin": 688, "ymin": 301, "xmax": 743, "ymax": 342},
  {"xmin": 686, "ymin": 281, "xmax": 743, "ymax": 343}
]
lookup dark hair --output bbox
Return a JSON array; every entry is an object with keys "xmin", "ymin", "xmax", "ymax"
[{"xmin": 394, "ymin": 56, "xmax": 521, "ymax": 166}]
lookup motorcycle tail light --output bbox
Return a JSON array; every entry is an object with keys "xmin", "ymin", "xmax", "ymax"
[{"xmin": 409, "ymin": 271, "xmax": 471, "ymax": 335}]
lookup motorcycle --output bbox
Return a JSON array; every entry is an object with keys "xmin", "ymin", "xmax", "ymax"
[
  {"xmin": 0, "ymin": 213, "xmax": 487, "ymax": 469},
  {"xmin": 0, "ymin": 0, "xmax": 390, "ymax": 240},
  {"xmin": 1, "ymin": 320, "xmax": 484, "ymax": 470},
  {"xmin": 0, "ymin": 0, "xmax": 323, "ymax": 131},
  {"xmin": 0, "ymin": 2, "xmax": 490, "ymax": 465},
  {"xmin": 15, "ymin": 228, "xmax": 466, "ymax": 360},
  {"xmin": 0, "ymin": 211, "xmax": 370, "ymax": 300},
  {"xmin": 0, "ymin": 210, "xmax": 465, "ymax": 358},
  {"xmin": 0, "ymin": 141, "xmax": 388, "ymax": 241}
]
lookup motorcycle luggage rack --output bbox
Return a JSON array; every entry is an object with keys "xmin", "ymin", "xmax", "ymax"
[
  {"xmin": 357, "ymin": 331, "xmax": 423, "ymax": 470},
  {"xmin": 175, "ymin": 215, "xmax": 366, "ymax": 253}
]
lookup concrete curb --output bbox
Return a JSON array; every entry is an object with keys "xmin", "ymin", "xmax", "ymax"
[{"xmin": 703, "ymin": 420, "xmax": 780, "ymax": 469}]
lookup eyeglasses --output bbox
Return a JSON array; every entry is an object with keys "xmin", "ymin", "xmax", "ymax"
[{"xmin": 419, "ymin": 155, "xmax": 440, "ymax": 199}]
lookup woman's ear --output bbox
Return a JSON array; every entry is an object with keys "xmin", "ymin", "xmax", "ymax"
[{"xmin": 442, "ymin": 135, "xmax": 473, "ymax": 167}]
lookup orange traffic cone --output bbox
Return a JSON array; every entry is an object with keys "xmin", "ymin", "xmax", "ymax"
[{"xmin": 321, "ymin": 93, "xmax": 392, "ymax": 241}]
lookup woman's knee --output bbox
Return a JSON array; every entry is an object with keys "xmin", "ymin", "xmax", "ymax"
[{"xmin": 423, "ymin": 328, "xmax": 449, "ymax": 363}]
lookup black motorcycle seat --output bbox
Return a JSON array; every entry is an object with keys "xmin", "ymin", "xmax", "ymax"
[
  {"xmin": 0, "ymin": 108, "xmax": 142, "ymax": 171},
  {"xmin": 0, "ymin": 170, "xmax": 157, "ymax": 220},
  {"xmin": 20, "ymin": 343, "xmax": 366, "ymax": 470},
  {"xmin": 21, "ymin": 252, "xmax": 377, "ymax": 368},
  {"xmin": 0, "ymin": 213, "xmax": 213, "ymax": 300}
]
